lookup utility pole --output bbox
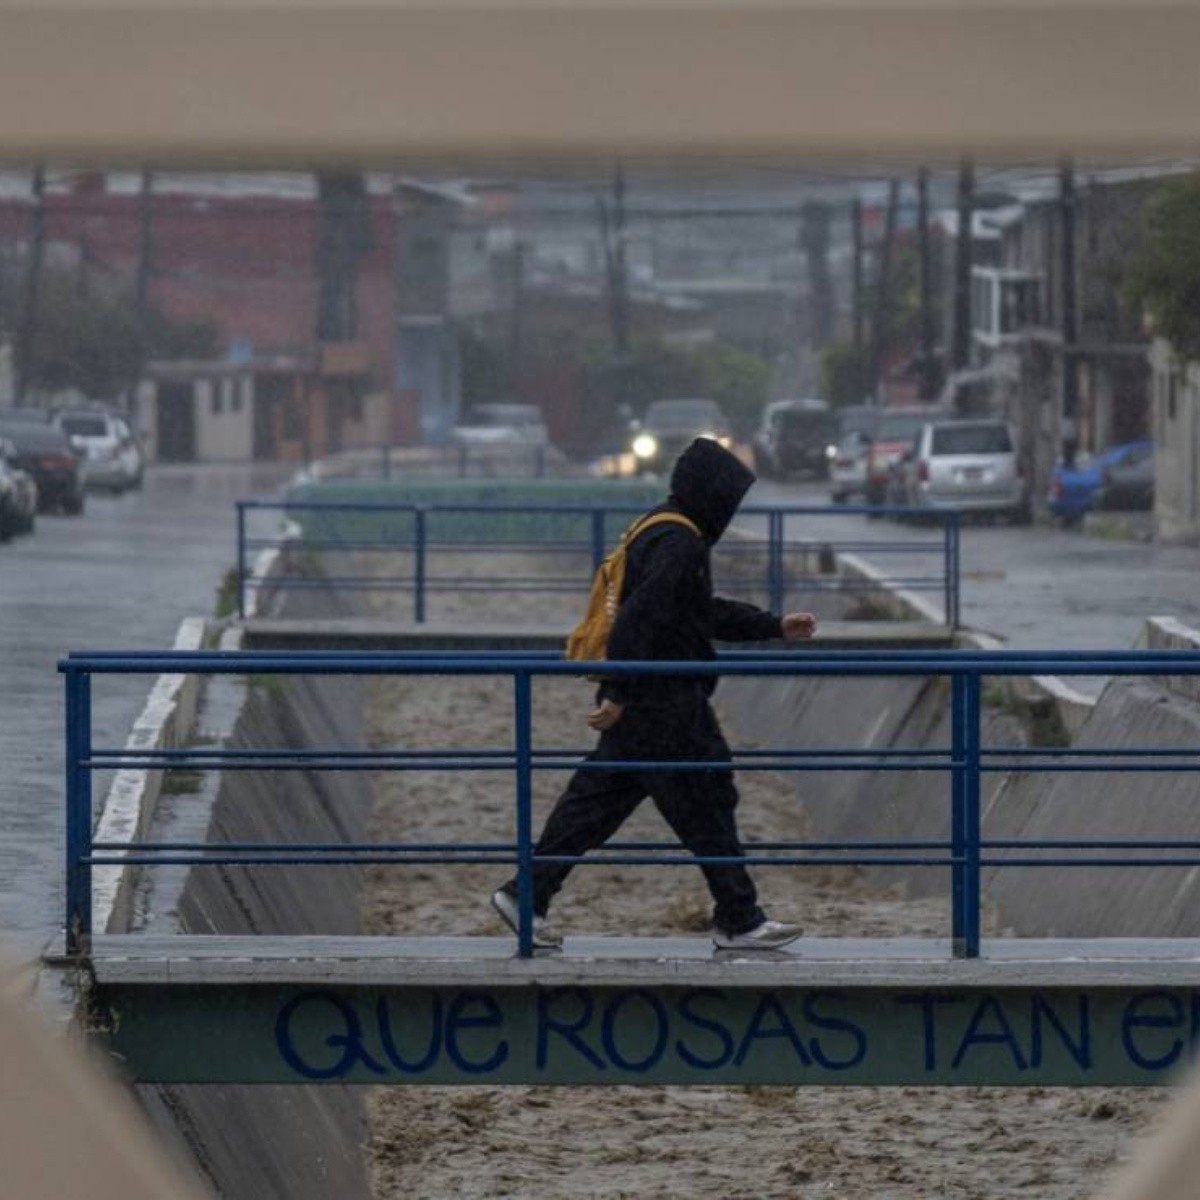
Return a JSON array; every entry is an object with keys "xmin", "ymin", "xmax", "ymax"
[
  {"xmin": 131, "ymin": 168, "xmax": 155, "ymax": 414},
  {"xmin": 869, "ymin": 180, "xmax": 900, "ymax": 406},
  {"xmin": 15, "ymin": 165, "xmax": 46, "ymax": 407},
  {"xmin": 1060, "ymin": 159, "xmax": 1080, "ymax": 466},
  {"xmin": 851, "ymin": 197, "xmax": 864, "ymax": 355},
  {"xmin": 508, "ymin": 238, "xmax": 525, "ymax": 400},
  {"xmin": 135, "ymin": 168, "xmax": 154, "ymax": 315},
  {"xmin": 800, "ymin": 200, "xmax": 834, "ymax": 354},
  {"xmin": 951, "ymin": 158, "xmax": 975, "ymax": 383},
  {"xmin": 917, "ymin": 166, "xmax": 939, "ymax": 400}
]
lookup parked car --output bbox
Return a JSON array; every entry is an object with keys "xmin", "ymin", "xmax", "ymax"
[
  {"xmin": 0, "ymin": 417, "xmax": 85, "ymax": 514},
  {"xmin": 451, "ymin": 403, "xmax": 549, "ymax": 447},
  {"xmin": 1048, "ymin": 440, "xmax": 1153, "ymax": 521},
  {"xmin": 828, "ymin": 406, "xmax": 881, "ymax": 503},
  {"xmin": 628, "ymin": 398, "xmax": 733, "ymax": 474},
  {"xmin": 752, "ymin": 398, "xmax": 837, "ymax": 479},
  {"xmin": 53, "ymin": 408, "xmax": 145, "ymax": 492},
  {"xmin": 0, "ymin": 437, "xmax": 37, "ymax": 535},
  {"xmin": 864, "ymin": 405, "xmax": 953, "ymax": 507},
  {"xmin": 894, "ymin": 418, "xmax": 1030, "ymax": 523},
  {"xmin": 1096, "ymin": 441, "xmax": 1155, "ymax": 511}
]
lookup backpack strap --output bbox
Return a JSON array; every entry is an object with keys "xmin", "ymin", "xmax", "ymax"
[{"xmin": 622, "ymin": 510, "xmax": 702, "ymax": 547}]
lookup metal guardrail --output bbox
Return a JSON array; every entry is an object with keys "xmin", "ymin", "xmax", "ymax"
[
  {"xmin": 316, "ymin": 442, "xmax": 554, "ymax": 482},
  {"xmin": 236, "ymin": 501, "xmax": 962, "ymax": 626},
  {"xmin": 61, "ymin": 649, "xmax": 1200, "ymax": 959}
]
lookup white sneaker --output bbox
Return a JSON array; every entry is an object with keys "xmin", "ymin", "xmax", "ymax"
[
  {"xmin": 713, "ymin": 919, "xmax": 803, "ymax": 951},
  {"xmin": 491, "ymin": 888, "xmax": 563, "ymax": 949}
]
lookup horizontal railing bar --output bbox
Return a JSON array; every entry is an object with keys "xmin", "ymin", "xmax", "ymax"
[
  {"xmin": 90, "ymin": 839, "xmax": 956, "ymax": 853},
  {"xmin": 90, "ymin": 745, "xmax": 955, "ymax": 760},
  {"xmin": 85, "ymin": 853, "xmax": 962, "ymax": 868},
  {"xmin": 91, "ymin": 838, "xmax": 1200, "ymax": 855},
  {"xmin": 83, "ymin": 852, "xmax": 1200, "ymax": 869},
  {"xmin": 240, "ymin": 500, "xmax": 950, "ymax": 517},
  {"xmin": 80, "ymin": 757, "xmax": 962, "ymax": 773},
  {"xmin": 59, "ymin": 654, "xmax": 1200, "ymax": 675}
]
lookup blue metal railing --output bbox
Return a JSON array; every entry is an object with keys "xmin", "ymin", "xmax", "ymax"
[
  {"xmin": 61, "ymin": 649, "xmax": 1200, "ymax": 959},
  {"xmin": 236, "ymin": 501, "xmax": 961, "ymax": 627}
]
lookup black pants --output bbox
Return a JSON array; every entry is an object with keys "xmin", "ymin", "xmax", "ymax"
[{"xmin": 505, "ymin": 690, "xmax": 765, "ymax": 936}]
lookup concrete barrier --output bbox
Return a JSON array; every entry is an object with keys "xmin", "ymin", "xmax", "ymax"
[{"xmin": 93, "ymin": 616, "xmax": 210, "ymax": 937}]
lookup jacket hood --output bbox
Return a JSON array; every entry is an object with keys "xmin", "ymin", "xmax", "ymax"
[{"xmin": 668, "ymin": 437, "xmax": 756, "ymax": 543}]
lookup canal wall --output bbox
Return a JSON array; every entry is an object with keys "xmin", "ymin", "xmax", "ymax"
[
  {"xmin": 720, "ymin": 617, "xmax": 1200, "ymax": 938},
  {"xmin": 135, "ymin": 644, "xmax": 373, "ymax": 1200}
]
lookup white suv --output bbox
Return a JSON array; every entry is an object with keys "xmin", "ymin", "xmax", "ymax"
[
  {"xmin": 54, "ymin": 410, "xmax": 144, "ymax": 493},
  {"xmin": 901, "ymin": 419, "xmax": 1030, "ymax": 523}
]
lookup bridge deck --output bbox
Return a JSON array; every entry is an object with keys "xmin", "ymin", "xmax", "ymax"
[{"xmin": 87, "ymin": 934, "xmax": 1200, "ymax": 988}]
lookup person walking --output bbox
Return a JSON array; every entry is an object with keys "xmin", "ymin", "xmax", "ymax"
[{"xmin": 492, "ymin": 436, "xmax": 816, "ymax": 950}]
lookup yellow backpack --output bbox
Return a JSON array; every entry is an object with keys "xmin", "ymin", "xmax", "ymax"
[{"xmin": 565, "ymin": 511, "xmax": 701, "ymax": 661}]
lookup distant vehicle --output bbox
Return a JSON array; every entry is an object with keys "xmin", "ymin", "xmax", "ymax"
[
  {"xmin": 0, "ymin": 437, "xmax": 37, "ymax": 535},
  {"xmin": 828, "ymin": 406, "xmax": 881, "ymax": 503},
  {"xmin": 1049, "ymin": 440, "xmax": 1154, "ymax": 521},
  {"xmin": 0, "ymin": 417, "xmax": 85, "ymax": 515},
  {"xmin": 864, "ymin": 405, "xmax": 953, "ymax": 507},
  {"xmin": 451, "ymin": 403, "xmax": 549, "ymax": 447},
  {"xmin": 752, "ymin": 398, "xmax": 837, "ymax": 479},
  {"xmin": 895, "ymin": 418, "xmax": 1030, "ymax": 523},
  {"xmin": 54, "ymin": 409, "xmax": 144, "ymax": 492},
  {"xmin": 1096, "ymin": 441, "xmax": 1155, "ymax": 511},
  {"xmin": 629, "ymin": 398, "xmax": 733, "ymax": 474}
]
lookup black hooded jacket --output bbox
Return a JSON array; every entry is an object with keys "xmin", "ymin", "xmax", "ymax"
[{"xmin": 601, "ymin": 438, "xmax": 783, "ymax": 703}]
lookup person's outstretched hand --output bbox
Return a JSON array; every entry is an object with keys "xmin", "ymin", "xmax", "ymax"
[
  {"xmin": 587, "ymin": 698, "xmax": 625, "ymax": 731},
  {"xmin": 781, "ymin": 612, "xmax": 818, "ymax": 642}
]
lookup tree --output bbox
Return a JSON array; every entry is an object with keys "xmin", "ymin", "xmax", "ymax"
[
  {"xmin": 1126, "ymin": 173, "xmax": 1200, "ymax": 358},
  {"xmin": 819, "ymin": 340, "xmax": 872, "ymax": 407},
  {"xmin": 12, "ymin": 269, "xmax": 217, "ymax": 400}
]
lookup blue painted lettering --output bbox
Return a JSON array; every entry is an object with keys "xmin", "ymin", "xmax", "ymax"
[
  {"xmin": 445, "ymin": 993, "xmax": 509, "ymax": 1075},
  {"xmin": 734, "ymin": 995, "xmax": 812, "ymax": 1068},
  {"xmin": 537, "ymin": 987, "xmax": 605, "ymax": 1071},
  {"xmin": 601, "ymin": 990, "xmax": 669, "ymax": 1073},
  {"xmin": 952, "ymin": 996, "xmax": 1027, "ymax": 1071},
  {"xmin": 1030, "ymin": 993, "xmax": 1091, "ymax": 1070},
  {"xmin": 1123, "ymin": 992, "xmax": 1185, "ymax": 1072},
  {"xmin": 896, "ymin": 993, "xmax": 965, "ymax": 1071},
  {"xmin": 275, "ymin": 991, "xmax": 387, "ymax": 1080},
  {"xmin": 376, "ymin": 995, "xmax": 442, "ymax": 1074},
  {"xmin": 675, "ymin": 990, "xmax": 735, "ymax": 1070},
  {"xmin": 802, "ymin": 991, "xmax": 868, "ymax": 1070}
]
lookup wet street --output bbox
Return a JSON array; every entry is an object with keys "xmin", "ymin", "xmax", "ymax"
[
  {"xmin": 0, "ymin": 463, "xmax": 292, "ymax": 964},
  {"xmin": 750, "ymin": 476, "xmax": 1200, "ymax": 656}
]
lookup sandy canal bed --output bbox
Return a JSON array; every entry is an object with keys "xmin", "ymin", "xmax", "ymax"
[{"xmin": 358, "ymin": 670, "xmax": 1171, "ymax": 1200}]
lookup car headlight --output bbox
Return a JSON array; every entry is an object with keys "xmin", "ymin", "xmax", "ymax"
[
  {"xmin": 632, "ymin": 433, "xmax": 659, "ymax": 459},
  {"xmin": 825, "ymin": 444, "xmax": 838, "ymax": 459}
]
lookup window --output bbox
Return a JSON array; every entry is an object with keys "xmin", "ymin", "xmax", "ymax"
[
  {"xmin": 931, "ymin": 424, "xmax": 1013, "ymax": 455},
  {"xmin": 211, "ymin": 381, "xmax": 225, "ymax": 415}
]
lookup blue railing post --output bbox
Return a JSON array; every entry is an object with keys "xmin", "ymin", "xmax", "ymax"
[
  {"xmin": 514, "ymin": 669, "xmax": 535, "ymax": 958},
  {"xmin": 590, "ymin": 509, "xmax": 607, "ymax": 571},
  {"xmin": 236, "ymin": 502, "xmax": 247, "ymax": 619},
  {"xmin": 381, "ymin": 444, "xmax": 391, "ymax": 481},
  {"xmin": 950, "ymin": 671, "xmax": 966, "ymax": 953},
  {"xmin": 768, "ymin": 510, "xmax": 784, "ymax": 614},
  {"xmin": 414, "ymin": 507, "xmax": 428, "ymax": 624},
  {"xmin": 944, "ymin": 511, "xmax": 961, "ymax": 629},
  {"xmin": 64, "ymin": 667, "xmax": 93, "ymax": 956},
  {"xmin": 951, "ymin": 670, "xmax": 982, "ymax": 958}
]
